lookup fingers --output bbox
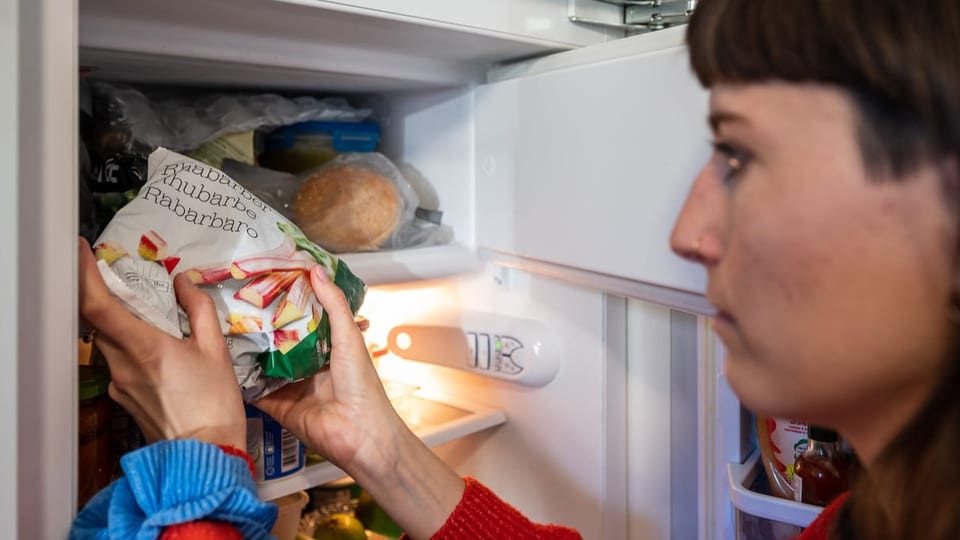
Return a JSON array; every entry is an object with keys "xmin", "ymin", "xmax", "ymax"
[
  {"xmin": 78, "ymin": 238, "xmax": 157, "ymax": 355},
  {"xmin": 173, "ymin": 273, "xmax": 225, "ymax": 351},
  {"xmin": 309, "ymin": 266, "xmax": 364, "ymax": 347}
]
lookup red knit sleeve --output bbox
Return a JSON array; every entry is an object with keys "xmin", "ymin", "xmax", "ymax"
[
  {"xmin": 159, "ymin": 521, "xmax": 244, "ymax": 540},
  {"xmin": 793, "ymin": 492, "xmax": 850, "ymax": 540},
  {"xmin": 158, "ymin": 445, "xmax": 259, "ymax": 540},
  {"xmin": 405, "ymin": 477, "xmax": 582, "ymax": 540}
]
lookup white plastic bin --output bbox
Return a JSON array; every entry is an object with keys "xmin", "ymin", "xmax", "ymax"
[{"xmin": 728, "ymin": 452, "xmax": 823, "ymax": 540}]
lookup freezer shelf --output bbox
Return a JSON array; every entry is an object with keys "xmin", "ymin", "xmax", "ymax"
[
  {"xmin": 728, "ymin": 451, "xmax": 822, "ymax": 530},
  {"xmin": 339, "ymin": 244, "xmax": 481, "ymax": 286},
  {"xmin": 256, "ymin": 391, "xmax": 506, "ymax": 500}
]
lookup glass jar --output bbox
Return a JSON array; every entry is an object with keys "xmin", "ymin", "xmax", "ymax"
[
  {"xmin": 792, "ymin": 425, "xmax": 850, "ymax": 506},
  {"xmin": 78, "ymin": 365, "xmax": 113, "ymax": 507}
]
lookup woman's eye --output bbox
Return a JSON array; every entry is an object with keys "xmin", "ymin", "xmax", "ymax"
[{"xmin": 711, "ymin": 141, "xmax": 750, "ymax": 186}]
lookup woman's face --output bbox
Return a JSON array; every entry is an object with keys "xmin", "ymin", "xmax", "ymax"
[{"xmin": 671, "ymin": 82, "xmax": 956, "ymax": 425}]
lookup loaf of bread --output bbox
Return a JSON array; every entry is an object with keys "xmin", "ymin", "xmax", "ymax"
[{"xmin": 293, "ymin": 164, "xmax": 402, "ymax": 253}]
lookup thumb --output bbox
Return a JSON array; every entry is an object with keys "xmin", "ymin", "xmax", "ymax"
[
  {"xmin": 309, "ymin": 266, "xmax": 364, "ymax": 349},
  {"xmin": 174, "ymin": 273, "xmax": 225, "ymax": 351}
]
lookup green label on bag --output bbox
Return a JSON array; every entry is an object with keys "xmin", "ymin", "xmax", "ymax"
[{"xmin": 257, "ymin": 311, "xmax": 332, "ymax": 380}]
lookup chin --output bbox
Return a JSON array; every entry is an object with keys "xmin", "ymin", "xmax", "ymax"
[{"xmin": 724, "ymin": 355, "xmax": 802, "ymax": 419}]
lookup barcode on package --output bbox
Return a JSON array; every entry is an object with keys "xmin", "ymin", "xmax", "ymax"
[{"xmin": 280, "ymin": 429, "xmax": 299, "ymax": 473}]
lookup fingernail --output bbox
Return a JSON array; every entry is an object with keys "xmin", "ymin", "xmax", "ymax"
[{"xmin": 312, "ymin": 265, "xmax": 329, "ymax": 282}]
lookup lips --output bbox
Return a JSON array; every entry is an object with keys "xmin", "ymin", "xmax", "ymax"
[{"xmin": 714, "ymin": 309, "xmax": 736, "ymax": 325}]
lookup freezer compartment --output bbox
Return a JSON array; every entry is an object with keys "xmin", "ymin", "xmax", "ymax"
[
  {"xmin": 79, "ymin": 71, "xmax": 482, "ymax": 285},
  {"xmin": 257, "ymin": 390, "xmax": 506, "ymax": 500},
  {"xmin": 728, "ymin": 451, "xmax": 821, "ymax": 540}
]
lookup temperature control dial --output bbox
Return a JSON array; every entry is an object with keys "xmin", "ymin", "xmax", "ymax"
[{"xmin": 388, "ymin": 312, "xmax": 560, "ymax": 387}]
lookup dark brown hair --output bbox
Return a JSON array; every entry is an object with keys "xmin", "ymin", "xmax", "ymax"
[{"xmin": 686, "ymin": 2, "xmax": 960, "ymax": 539}]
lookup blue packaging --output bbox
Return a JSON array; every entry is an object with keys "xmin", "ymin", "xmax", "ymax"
[
  {"xmin": 264, "ymin": 121, "xmax": 380, "ymax": 153},
  {"xmin": 245, "ymin": 404, "xmax": 305, "ymax": 481}
]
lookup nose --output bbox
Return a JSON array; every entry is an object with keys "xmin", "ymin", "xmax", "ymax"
[{"xmin": 670, "ymin": 158, "xmax": 726, "ymax": 265}]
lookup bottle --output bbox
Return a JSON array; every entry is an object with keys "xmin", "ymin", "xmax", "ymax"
[
  {"xmin": 757, "ymin": 416, "xmax": 808, "ymax": 500},
  {"xmin": 792, "ymin": 426, "xmax": 849, "ymax": 506},
  {"xmin": 78, "ymin": 365, "xmax": 113, "ymax": 507}
]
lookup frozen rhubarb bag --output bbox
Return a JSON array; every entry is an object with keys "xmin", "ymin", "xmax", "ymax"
[{"xmin": 93, "ymin": 147, "xmax": 366, "ymax": 400}]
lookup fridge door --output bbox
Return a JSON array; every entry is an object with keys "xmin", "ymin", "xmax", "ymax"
[
  {"xmin": 8, "ymin": 0, "xmax": 79, "ymax": 537},
  {"xmin": 0, "ymin": 1, "xmax": 17, "ymax": 535},
  {"xmin": 475, "ymin": 25, "xmax": 710, "ymax": 294}
]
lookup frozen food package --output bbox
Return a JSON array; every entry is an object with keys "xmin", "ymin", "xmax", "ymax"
[
  {"xmin": 94, "ymin": 148, "xmax": 366, "ymax": 400},
  {"xmin": 292, "ymin": 153, "xmax": 420, "ymax": 253}
]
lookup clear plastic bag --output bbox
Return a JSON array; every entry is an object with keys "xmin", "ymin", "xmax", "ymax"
[
  {"xmin": 221, "ymin": 159, "xmax": 302, "ymax": 221},
  {"xmin": 89, "ymin": 81, "xmax": 372, "ymax": 154},
  {"xmin": 292, "ymin": 153, "xmax": 419, "ymax": 253},
  {"xmin": 293, "ymin": 153, "xmax": 453, "ymax": 253}
]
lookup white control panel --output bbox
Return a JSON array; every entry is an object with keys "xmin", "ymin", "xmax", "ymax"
[{"xmin": 387, "ymin": 312, "xmax": 560, "ymax": 387}]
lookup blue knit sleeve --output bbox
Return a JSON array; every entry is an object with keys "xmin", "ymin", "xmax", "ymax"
[{"xmin": 70, "ymin": 440, "xmax": 277, "ymax": 540}]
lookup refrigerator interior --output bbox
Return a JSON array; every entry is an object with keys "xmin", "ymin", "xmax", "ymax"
[{"xmin": 355, "ymin": 267, "xmax": 707, "ymax": 540}]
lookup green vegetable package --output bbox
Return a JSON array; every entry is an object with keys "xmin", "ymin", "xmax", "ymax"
[{"xmin": 94, "ymin": 147, "xmax": 366, "ymax": 400}]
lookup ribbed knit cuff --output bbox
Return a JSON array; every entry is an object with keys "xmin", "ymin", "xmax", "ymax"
[
  {"xmin": 423, "ymin": 477, "xmax": 582, "ymax": 540},
  {"xmin": 70, "ymin": 440, "xmax": 277, "ymax": 540},
  {"xmin": 217, "ymin": 445, "xmax": 256, "ymax": 479}
]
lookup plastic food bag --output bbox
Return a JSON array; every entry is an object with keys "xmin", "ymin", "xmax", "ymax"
[
  {"xmin": 93, "ymin": 148, "xmax": 366, "ymax": 400},
  {"xmin": 90, "ymin": 82, "xmax": 373, "ymax": 155},
  {"xmin": 291, "ymin": 153, "xmax": 453, "ymax": 253},
  {"xmin": 292, "ymin": 153, "xmax": 419, "ymax": 253},
  {"xmin": 394, "ymin": 163, "xmax": 454, "ymax": 249},
  {"xmin": 221, "ymin": 159, "xmax": 301, "ymax": 221}
]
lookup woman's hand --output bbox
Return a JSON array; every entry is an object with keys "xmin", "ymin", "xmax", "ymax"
[
  {"xmin": 79, "ymin": 239, "xmax": 246, "ymax": 450},
  {"xmin": 253, "ymin": 265, "xmax": 403, "ymax": 477},
  {"xmin": 255, "ymin": 266, "xmax": 465, "ymax": 540}
]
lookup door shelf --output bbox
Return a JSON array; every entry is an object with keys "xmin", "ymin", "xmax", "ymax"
[
  {"xmin": 338, "ymin": 244, "xmax": 481, "ymax": 286},
  {"xmin": 256, "ymin": 391, "xmax": 506, "ymax": 501},
  {"xmin": 728, "ymin": 451, "xmax": 822, "ymax": 529}
]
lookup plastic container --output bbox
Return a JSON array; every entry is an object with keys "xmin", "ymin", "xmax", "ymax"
[
  {"xmin": 245, "ymin": 404, "xmax": 305, "ymax": 482},
  {"xmin": 730, "ymin": 451, "xmax": 820, "ymax": 540},
  {"xmin": 756, "ymin": 416, "xmax": 808, "ymax": 500},
  {"xmin": 78, "ymin": 365, "xmax": 113, "ymax": 507},
  {"xmin": 269, "ymin": 490, "xmax": 310, "ymax": 540},
  {"xmin": 260, "ymin": 121, "xmax": 380, "ymax": 174}
]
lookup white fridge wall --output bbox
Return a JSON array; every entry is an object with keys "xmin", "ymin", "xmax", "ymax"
[
  {"xmin": 362, "ymin": 268, "xmax": 708, "ymax": 540},
  {"xmin": 0, "ymin": 0, "xmax": 18, "ymax": 534},
  {"xmin": 15, "ymin": 0, "xmax": 78, "ymax": 536},
  {"xmin": 375, "ymin": 88, "xmax": 477, "ymax": 246},
  {"xmin": 625, "ymin": 300, "xmax": 674, "ymax": 539},
  {"xmin": 364, "ymin": 268, "xmax": 611, "ymax": 538},
  {"xmin": 474, "ymin": 28, "xmax": 710, "ymax": 293}
]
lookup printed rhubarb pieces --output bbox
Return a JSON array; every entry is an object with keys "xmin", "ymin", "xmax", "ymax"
[
  {"xmin": 181, "ymin": 221, "xmax": 366, "ymax": 381},
  {"xmin": 96, "ymin": 223, "xmax": 366, "ymax": 382}
]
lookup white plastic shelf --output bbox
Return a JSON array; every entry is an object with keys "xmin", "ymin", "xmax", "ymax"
[
  {"xmin": 728, "ymin": 451, "xmax": 822, "ymax": 528},
  {"xmin": 256, "ymin": 391, "xmax": 506, "ymax": 501},
  {"xmin": 79, "ymin": 0, "xmax": 568, "ymax": 92},
  {"xmin": 338, "ymin": 244, "xmax": 481, "ymax": 286}
]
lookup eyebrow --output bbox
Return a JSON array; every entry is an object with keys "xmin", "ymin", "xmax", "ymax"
[{"xmin": 708, "ymin": 110, "xmax": 749, "ymax": 132}]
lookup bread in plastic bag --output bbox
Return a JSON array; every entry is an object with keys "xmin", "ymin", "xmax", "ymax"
[
  {"xmin": 93, "ymin": 148, "xmax": 366, "ymax": 401},
  {"xmin": 292, "ymin": 153, "xmax": 419, "ymax": 253}
]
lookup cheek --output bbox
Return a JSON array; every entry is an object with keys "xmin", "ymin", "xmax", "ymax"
[
  {"xmin": 719, "ymin": 223, "xmax": 827, "ymax": 416},
  {"xmin": 720, "ymin": 183, "xmax": 954, "ymax": 419}
]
